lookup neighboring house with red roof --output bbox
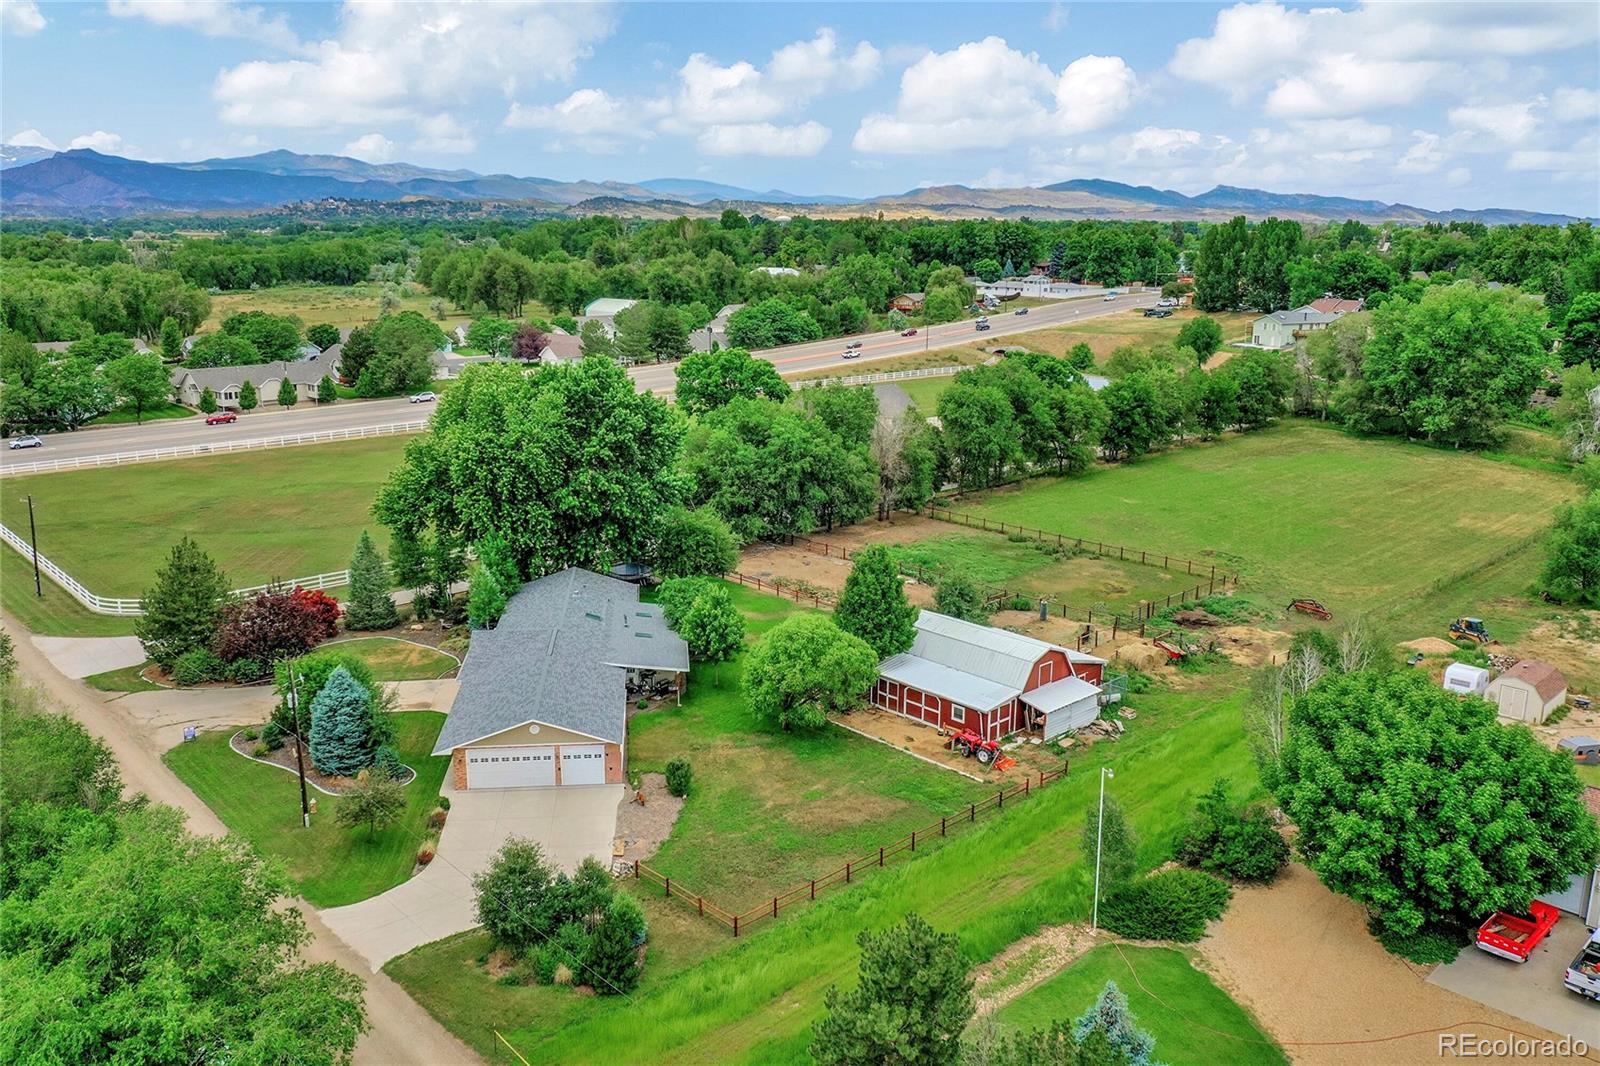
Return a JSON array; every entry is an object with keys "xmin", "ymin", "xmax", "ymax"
[{"xmin": 1307, "ymin": 296, "xmax": 1365, "ymax": 314}]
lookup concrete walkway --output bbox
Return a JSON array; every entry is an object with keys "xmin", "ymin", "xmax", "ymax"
[
  {"xmin": 321, "ymin": 777, "xmax": 623, "ymax": 971},
  {"xmin": 29, "ymin": 634, "xmax": 145, "ymax": 679}
]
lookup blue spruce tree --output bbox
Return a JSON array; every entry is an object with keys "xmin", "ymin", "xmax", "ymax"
[{"xmin": 309, "ymin": 666, "xmax": 376, "ymax": 777}]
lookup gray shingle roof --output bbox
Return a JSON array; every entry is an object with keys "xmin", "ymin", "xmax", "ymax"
[
  {"xmin": 171, "ymin": 359, "xmax": 336, "ymax": 391},
  {"xmin": 433, "ymin": 568, "xmax": 689, "ymax": 754}
]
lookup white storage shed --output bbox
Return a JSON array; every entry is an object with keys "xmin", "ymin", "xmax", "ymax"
[
  {"xmin": 1442, "ymin": 662, "xmax": 1489, "ymax": 697},
  {"xmin": 1485, "ymin": 659, "xmax": 1568, "ymax": 724}
]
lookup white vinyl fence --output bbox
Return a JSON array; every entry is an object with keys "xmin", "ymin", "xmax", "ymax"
[
  {"xmin": 0, "ymin": 420, "xmax": 428, "ymax": 477},
  {"xmin": 0, "ymin": 519, "xmax": 351, "ymax": 616},
  {"xmin": 792, "ymin": 364, "xmax": 966, "ymax": 390}
]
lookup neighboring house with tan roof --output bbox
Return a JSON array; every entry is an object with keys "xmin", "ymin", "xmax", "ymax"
[{"xmin": 1486, "ymin": 659, "xmax": 1568, "ymax": 724}]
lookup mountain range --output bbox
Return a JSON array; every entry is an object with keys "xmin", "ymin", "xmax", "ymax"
[{"xmin": 0, "ymin": 147, "xmax": 1584, "ymax": 226}]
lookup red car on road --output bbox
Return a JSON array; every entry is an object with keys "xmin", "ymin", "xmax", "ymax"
[{"xmin": 205, "ymin": 411, "xmax": 238, "ymax": 426}]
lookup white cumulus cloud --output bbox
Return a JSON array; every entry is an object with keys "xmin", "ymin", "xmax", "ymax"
[
  {"xmin": 1447, "ymin": 100, "xmax": 1544, "ymax": 145},
  {"xmin": 696, "ymin": 121, "xmax": 831, "ymax": 157},
  {"xmin": 2, "ymin": 0, "xmax": 45, "ymax": 35},
  {"xmin": 341, "ymin": 132, "xmax": 396, "ymax": 162},
  {"xmin": 107, "ymin": 0, "xmax": 300, "ymax": 51},
  {"xmin": 6, "ymin": 127, "xmax": 58, "ymax": 150},
  {"xmin": 67, "ymin": 131, "xmax": 126, "ymax": 153}
]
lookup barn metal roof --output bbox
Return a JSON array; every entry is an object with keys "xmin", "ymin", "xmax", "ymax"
[
  {"xmin": 911, "ymin": 612, "xmax": 1065, "ymax": 690},
  {"xmin": 878, "ymin": 653, "xmax": 1019, "ymax": 711},
  {"xmin": 1019, "ymin": 676, "xmax": 1101, "ymax": 714},
  {"xmin": 433, "ymin": 568, "xmax": 688, "ymax": 754}
]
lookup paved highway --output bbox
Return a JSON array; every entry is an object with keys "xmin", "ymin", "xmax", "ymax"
[{"xmin": 1, "ymin": 292, "xmax": 1156, "ymax": 471}]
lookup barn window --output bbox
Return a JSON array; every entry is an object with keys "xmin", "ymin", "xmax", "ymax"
[{"xmin": 951, "ymin": 704, "xmax": 967, "ymax": 724}]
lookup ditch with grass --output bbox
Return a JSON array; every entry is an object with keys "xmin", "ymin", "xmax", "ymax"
[
  {"xmin": 163, "ymin": 711, "xmax": 449, "ymax": 907},
  {"xmin": 992, "ymin": 944, "xmax": 1286, "ymax": 1066}
]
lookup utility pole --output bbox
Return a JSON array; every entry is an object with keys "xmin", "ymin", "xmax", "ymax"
[
  {"xmin": 26, "ymin": 495, "xmax": 42, "ymax": 598},
  {"xmin": 285, "ymin": 665, "xmax": 311, "ymax": 828},
  {"xmin": 1091, "ymin": 766, "xmax": 1115, "ymax": 931}
]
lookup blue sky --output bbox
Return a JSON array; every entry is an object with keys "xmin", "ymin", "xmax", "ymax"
[{"xmin": 3, "ymin": 2, "xmax": 1597, "ymax": 214}]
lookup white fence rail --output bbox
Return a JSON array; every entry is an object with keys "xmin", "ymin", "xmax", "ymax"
[
  {"xmin": 0, "ymin": 420, "xmax": 429, "ymax": 478},
  {"xmin": 793, "ymin": 364, "xmax": 966, "ymax": 390},
  {"xmin": 0, "ymin": 520, "xmax": 353, "ymax": 616}
]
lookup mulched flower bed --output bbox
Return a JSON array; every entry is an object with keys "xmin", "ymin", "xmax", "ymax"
[{"xmin": 229, "ymin": 728, "xmax": 415, "ymax": 795}]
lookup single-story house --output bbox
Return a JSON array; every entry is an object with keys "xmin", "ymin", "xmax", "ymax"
[
  {"xmin": 170, "ymin": 358, "xmax": 340, "ymax": 409},
  {"xmin": 1442, "ymin": 662, "xmax": 1489, "ymax": 696},
  {"xmin": 1250, "ymin": 307, "xmax": 1345, "ymax": 349},
  {"xmin": 890, "ymin": 293, "xmax": 926, "ymax": 313},
  {"xmin": 1538, "ymin": 785, "xmax": 1600, "ymax": 925},
  {"xmin": 432, "ymin": 568, "xmax": 690, "ymax": 790},
  {"xmin": 537, "ymin": 333, "xmax": 584, "ymax": 364},
  {"xmin": 871, "ymin": 611, "xmax": 1107, "ymax": 742},
  {"xmin": 754, "ymin": 265, "xmax": 800, "ymax": 277},
  {"xmin": 1485, "ymin": 659, "xmax": 1567, "ymax": 724},
  {"xmin": 582, "ymin": 297, "xmax": 638, "ymax": 319}
]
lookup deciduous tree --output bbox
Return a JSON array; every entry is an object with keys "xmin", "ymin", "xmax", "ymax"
[
  {"xmin": 743, "ymin": 614, "xmax": 878, "ymax": 730},
  {"xmin": 335, "ymin": 769, "xmax": 406, "ymax": 836},
  {"xmin": 238, "ymin": 379, "xmax": 258, "ymax": 411},
  {"xmin": 675, "ymin": 347, "xmax": 789, "ymax": 415},
  {"xmin": 103, "ymin": 350, "xmax": 171, "ymax": 424},
  {"xmin": 834, "ymin": 545, "xmax": 917, "ymax": 659},
  {"xmin": 278, "ymin": 376, "xmax": 298, "ymax": 407},
  {"xmin": 1538, "ymin": 491, "xmax": 1600, "ymax": 606},
  {"xmin": 655, "ymin": 506, "xmax": 739, "ymax": 577}
]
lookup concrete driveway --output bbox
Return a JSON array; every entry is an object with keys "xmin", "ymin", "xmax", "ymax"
[
  {"xmin": 1428, "ymin": 916, "xmax": 1598, "ymax": 1040},
  {"xmin": 29, "ymin": 635, "xmax": 145, "ymax": 679},
  {"xmin": 321, "ymin": 778, "xmax": 623, "ymax": 971}
]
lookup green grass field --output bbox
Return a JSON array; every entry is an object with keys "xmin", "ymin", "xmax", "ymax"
[
  {"xmin": 83, "ymin": 662, "xmax": 164, "ymax": 692},
  {"xmin": 630, "ymin": 583, "xmax": 990, "ymax": 909},
  {"xmin": 0, "ymin": 434, "xmax": 411, "ymax": 600},
  {"xmin": 991, "ymin": 308, "xmax": 1258, "ymax": 364},
  {"xmin": 164, "ymin": 711, "xmax": 449, "ymax": 907},
  {"xmin": 392, "ymin": 661, "xmax": 1260, "ymax": 1064},
  {"xmin": 897, "ymin": 375, "xmax": 954, "ymax": 412},
  {"xmin": 0, "ymin": 541, "xmax": 137, "ymax": 636},
  {"xmin": 993, "ymin": 945, "xmax": 1286, "ymax": 1066},
  {"xmin": 201, "ymin": 282, "xmax": 489, "ymax": 333},
  {"xmin": 952, "ymin": 421, "xmax": 1577, "ymax": 624},
  {"xmin": 886, "ymin": 531, "xmax": 1184, "ymax": 613},
  {"xmin": 89, "ymin": 402, "xmax": 194, "ymax": 426}
]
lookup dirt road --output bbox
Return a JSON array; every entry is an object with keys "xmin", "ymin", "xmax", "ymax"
[{"xmin": 3, "ymin": 614, "xmax": 482, "ymax": 1066}]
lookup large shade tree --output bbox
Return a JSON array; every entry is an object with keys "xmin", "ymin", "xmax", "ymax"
[
  {"xmin": 743, "ymin": 614, "xmax": 878, "ymax": 730},
  {"xmin": 375, "ymin": 358, "xmax": 685, "ymax": 578},
  {"xmin": 833, "ymin": 545, "xmax": 917, "ymax": 659},
  {"xmin": 1280, "ymin": 669, "xmax": 1600, "ymax": 947},
  {"xmin": 674, "ymin": 346, "xmax": 790, "ymax": 415}
]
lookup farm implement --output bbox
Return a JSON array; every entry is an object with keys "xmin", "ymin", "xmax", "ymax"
[
  {"xmin": 1449, "ymin": 617, "xmax": 1495, "ymax": 644},
  {"xmin": 1287, "ymin": 598, "xmax": 1332, "ymax": 620}
]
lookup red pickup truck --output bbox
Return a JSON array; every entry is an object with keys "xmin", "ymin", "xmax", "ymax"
[{"xmin": 1475, "ymin": 901, "xmax": 1560, "ymax": 962}]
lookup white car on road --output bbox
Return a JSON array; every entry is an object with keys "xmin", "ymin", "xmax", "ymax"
[
  {"xmin": 7, "ymin": 434, "xmax": 43, "ymax": 450},
  {"xmin": 1103, "ymin": 291, "xmax": 1119, "ymax": 301},
  {"xmin": 409, "ymin": 392, "xmax": 438, "ymax": 404}
]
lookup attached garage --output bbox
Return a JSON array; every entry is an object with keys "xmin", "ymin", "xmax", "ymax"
[
  {"xmin": 559, "ymin": 745, "xmax": 607, "ymax": 785},
  {"xmin": 466, "ymin": 747, "xmax": 555, "ymax": 789}
]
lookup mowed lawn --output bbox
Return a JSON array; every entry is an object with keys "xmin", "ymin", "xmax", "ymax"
[
  {"xmin": 0, "ymin": 434, "xmax": 411, "ymax": 598},
  {"xmin": 164, "ymin": 711, "xmax": 450, "ymax": 907},
  {"xmin": 993, "ymin": 945, "xmax": 1286, "ymax": 1066},
  {"xmin": 953, "ymin": 421, "xmax": 1577, "ymax": 619},
  {"xmin": 988, "ymin": 307, "xmax": 1258, "ymax": 363},
  {"xmin": 321, "ymin": 637, "xmax": 460, "ymax": 680},
  {"xmin": 629, "ymin": 583, "xmax": 990, "ymax": 910},
  {"xmin": 393, "ymin": 670, "xmax": 1261, "ymax": 1065}
]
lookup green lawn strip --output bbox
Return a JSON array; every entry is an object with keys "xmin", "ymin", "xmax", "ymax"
[
  {"xmin": 951, "ymin": 420, "xmax": 1576, "ymax": 619},
  {"xmin": 898, "ymin": 375, "xmax": 953, "ymax": 412},
  {"xmin": 319, "ymin": 636, "xmax": 458, "ymax": 681},
  {"xmin": 0, "ymin": 434, "xmax": 410, "ymax": 597},
  {"xmin": 1575, "ymin": 763, "xmax": 1600, "ymax": 788},
  {"xmin": 441, "ymin": 681, "xmax": 1257, "ymax": 1064},
  {"xmin": 88, "ymin": 402, "xmax": 194, "ymax": 426},
  {"xmin": 0, "ymin": 540, "xmax": 137, "ymax": 636},
  {"xmin": 163, "ymin": 711, "xmax": 449, "ymax": 907},
  {"xmin": 83, "ymin": 662, "xmax": 164, "ymax": 693},
  {"xmin": 992, "ymin": 944, "xmax": 1286, "ymax": 1066}
]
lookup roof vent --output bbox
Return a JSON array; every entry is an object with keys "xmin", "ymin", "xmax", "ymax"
[
  {"xmin": 635, "ymin": 631, "xmax": 653, "ymax": 638},
  {"xmin": 584, "ymin": 611, "xmax": 602, "ymax": 621}
]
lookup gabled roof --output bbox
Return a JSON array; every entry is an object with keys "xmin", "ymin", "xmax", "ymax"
[
  {"xmin": 1308, "ymin": 296, "xmax": 1363, "ymax": 314},
  {"xmin": 433, "ymin": 568, "xmax": 688, "ymax": 754},
  {"xmin": 171, "ymin": 359, "xmax": 335, "ymax": 390},
  {"xmin": 879, "ymin": 653, "xmax": 1019, "ymax": 711},
  {"xmin": 911, "ymin": 611, "xmax": 1062, "ymax": 691},
  {"xmin": 1020, "ymin": 675, "xmax": 1100, "ymax": 714},
  {"xmin": 1497, "ymin": 659, "xmax": 1567, "ymax": 703},
  {"xmin": 583, "ymin": 297, "xmax": 637, "ymax": 318},
  {"xmin": 1259, "ymin": 308, "xmax": 1342, "ymax": 327}
]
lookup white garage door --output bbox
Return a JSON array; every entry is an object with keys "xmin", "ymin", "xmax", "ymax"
[
  {"xmin": 1539, "ymin": 871, "xmax": 1593, "ymax": 916},
  {"xmin": 466, "ymin": 746, "xmax": 555, "ymax": 789},
  {"xmin": 560, "ymin": 744, "xmax": 607, "ymax": 785}
]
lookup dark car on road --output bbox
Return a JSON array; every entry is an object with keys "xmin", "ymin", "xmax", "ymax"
[
  {"xmin": 1014, "ymin": 307, "xmax": 1029, "ymax": 315},
  {"xmin": 1143, "ymin": 308, "xmax": 1173, "ymax": 318},
  {"xmin": 205, "ymin": 411, "xmax": 238, "ymax": 426},
  {"xmin": 901, "ymin": 328, "xmax": 918, "ymax": 337}
]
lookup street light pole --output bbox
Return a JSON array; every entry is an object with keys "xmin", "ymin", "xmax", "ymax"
[
  {"xmin": 285, "ymin": 665, "xmax": 311, "ymax": 828},
  {"xmin": 1091, "ymin": 766, "xmax": 1115, "ymax": 931}
]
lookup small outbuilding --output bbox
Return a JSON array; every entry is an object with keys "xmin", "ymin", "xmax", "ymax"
[
  {"xmin": 1485, "ymin": 659, "xmax": 1568, "ymax": 724},
  {"xmin": 1559, "ymin": 736, "xmax": 1600, "ymax": 766},
  {"xmin": 1442, "ymin": 662, "xmax": 1489, "ymax": 697}
]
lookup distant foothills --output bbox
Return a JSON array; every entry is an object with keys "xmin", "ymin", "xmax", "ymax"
[{"xmin": 0, "ymin": 146, "xmax": 1587, "ymax": 226}]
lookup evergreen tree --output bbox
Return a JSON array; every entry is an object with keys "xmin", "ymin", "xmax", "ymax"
[
  {"xmin": 318, "ymin": 374, "xmax": 337, "ymax": 404},
  {"xmin": 934, "ymin": 574, "xmax": 988, "ymax": 624},
  {"xmin": 1082, "ymin": 796, "xmax": 1139, "ymax": 888},
  {"xmin": 585, "ymin": 894, "xmax": 646, "ymax": 995},
  {"xmin": 308, "ymin": 666, "xmax": 376, "ymax": 777},
  {"xmin": 134, "ymin": 537, "xmax": 231, "ymax": 669},
  {"xmin": 833, "ymin": 545, "xmax": 917, "ymax": 659},
  {"xmin": 159, "ymin": 316, "xmax": 183, "ymax": 362},
  {"xmin": 198, "ymin": 387, "xmax": 218, "ymax": 414},
  {"xmin": 1047, "ymin": 241, "xmax": 1066, "ymax": 280},
  {"xmin": 343, "ymin": 531, "xmax": 399, "ymax": 630},
  {"xmin": 1074, "ymin": 981, "xmax": 1159, "ymax": 1066},
  {"xmin": 238, "ymin": 379, "xmax": 258, "ymax": 411},
  {"xmin": 277, "ymin": 377, "xmax": 298, "ymax": 407}
]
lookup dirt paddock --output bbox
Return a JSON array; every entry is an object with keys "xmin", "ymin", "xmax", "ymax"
[{"xmin": 1196, "ymin": 864, "xmax": 1598, "ymax": 1065}]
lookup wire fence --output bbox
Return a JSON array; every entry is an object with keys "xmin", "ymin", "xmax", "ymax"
[
  {"xmin": 629, "ymin": 762, "xmax": 1068, "ymax": 936},
  {"xmin": 725, "ymin": 569, "xmax": 834, "ymax": 607},
  {"xmin": 0, "ymin": 419, "xmax": 428, "ymax": 477},
  {"xmin": 0, "ymin": 518, "xmax": 350, "ymax": 615}
]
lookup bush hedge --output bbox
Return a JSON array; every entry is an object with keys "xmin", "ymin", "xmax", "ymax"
[
  {"xmin": 1174, "ymin": 779, "xmax": 1290, "ymax": 883},
  {"xmin": 1098, "ymin": 868, "xmax": 1231, "ymax": 942},
  {"xmin": 172, "ymin": 647, "xmax": 225, "ymax": 686},
  {"xmin": 665, "ymin": 757, "xmax": 693, "ymax": 797}
]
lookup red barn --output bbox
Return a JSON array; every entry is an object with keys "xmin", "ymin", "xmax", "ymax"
[{"xmin": 870, "ymin": 612, "xmax": 1107, "ymax": 742}]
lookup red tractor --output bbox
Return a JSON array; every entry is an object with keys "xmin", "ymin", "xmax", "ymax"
[{"xmin": 948, "ymin": 729, "xmax": 1001, "ymax": 765}]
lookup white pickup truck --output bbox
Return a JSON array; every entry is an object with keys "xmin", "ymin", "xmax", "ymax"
[{"xmin": 1565, "ymin": 927, "xmax": 1600, "ymax": 1000}]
